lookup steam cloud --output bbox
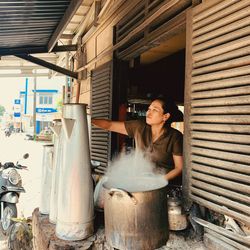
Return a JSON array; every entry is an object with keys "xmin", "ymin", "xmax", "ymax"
[{"xmin": 104, "ymin": 150, "xmax": 168, "ymax": 192}]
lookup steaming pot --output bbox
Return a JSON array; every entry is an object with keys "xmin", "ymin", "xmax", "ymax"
[{"xmin": 103, "ymin": 180, "xmax": 169, "ymax": 250}]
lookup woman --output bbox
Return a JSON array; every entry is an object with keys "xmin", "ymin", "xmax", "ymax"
[{"xmin": 92, "ymin": 96, "xmax": 183, "ymax": 182}]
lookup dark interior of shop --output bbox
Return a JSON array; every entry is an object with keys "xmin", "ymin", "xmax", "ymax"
[{"xmin": 128, "ymin": 49, "xmax": 185, "ymax": 105}]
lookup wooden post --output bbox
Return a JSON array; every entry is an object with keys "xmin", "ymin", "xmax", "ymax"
[{"xmin": 183, "ymin": 8, "xmax": 193, "ymax": 210}]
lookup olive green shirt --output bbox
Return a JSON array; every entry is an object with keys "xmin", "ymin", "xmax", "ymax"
[{"xmin": 124, "ymin": 120, "xmax": 183, "ymax": 173}]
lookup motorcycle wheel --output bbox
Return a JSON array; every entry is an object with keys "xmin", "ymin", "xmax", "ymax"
[{"xmin": 0, "ymin": 203, "xmax": 17, "ymax": 236}]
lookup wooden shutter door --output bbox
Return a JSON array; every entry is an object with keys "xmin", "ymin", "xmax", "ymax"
[
  {"xmin": 91, "ymin": 62, "xmax": 113, "ymax": 174},
  {"xmin": 184, "ymin": 0, "xmax": 250, "ymax": 226}
]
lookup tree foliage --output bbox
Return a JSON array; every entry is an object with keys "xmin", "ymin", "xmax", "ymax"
[
  {"xmin": 55, "ymin": 97, "xmax": 63, "ymax": 113},
  {"xmin": 0, "ymin": 105, "xmax": 6, "ymax": 116}
]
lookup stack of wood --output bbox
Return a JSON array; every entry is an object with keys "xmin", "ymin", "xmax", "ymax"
[
  {"xmin": 193, "ymin": 217, "xmax": 250, "ymax": 250},
  {"xmin": 8, "ymin": 218, "xmax": 33, "ymax": 250}
]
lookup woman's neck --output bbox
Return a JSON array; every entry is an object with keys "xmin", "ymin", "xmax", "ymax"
[{"xmin": 151, "ymin": 124, "xmax": 165, "ymax": 142}]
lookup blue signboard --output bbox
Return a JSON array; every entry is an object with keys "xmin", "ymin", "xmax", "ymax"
[
  {"xmin": 14, "ymin": 99, "xmax": 21, "ymax": 104},
  {"xmin": 36, "ymin": 108, "xmax": 57, "ymax": 113},
  {"xmin": 14, "ymin": 112, "xmax": 21, "ymax": 117}
]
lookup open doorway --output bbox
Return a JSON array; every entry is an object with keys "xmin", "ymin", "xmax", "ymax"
[
  {"xmin": 114, "ymin": 30, "xmax": 186, "ymax": 187},
  {"xmin": 119, "ymin": 29, "xmax": 186, "ymax": 134},
  {"xmin": 127, "ymin": 49, "xmax": 185, "ymax": 132}
]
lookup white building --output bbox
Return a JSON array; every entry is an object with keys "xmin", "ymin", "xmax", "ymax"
[{"xmin": 17, "ymin": 77, "xmax": 64, "ymax": 134}]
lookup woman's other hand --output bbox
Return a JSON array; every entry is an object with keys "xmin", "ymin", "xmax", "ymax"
[{"xmin": 164, "ymin": 155, "xmax": 183, "ymax": 181}]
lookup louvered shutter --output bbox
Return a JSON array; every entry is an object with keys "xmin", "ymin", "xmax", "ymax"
[
  {"xmin": 91, "ymin": 62, "xmax": 113, "ymax": 174},
  {"xmin": 184, "ymin": 0, "xmax": 250, "ymax": 226}
]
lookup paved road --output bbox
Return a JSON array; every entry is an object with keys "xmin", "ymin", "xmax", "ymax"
[{"xmin": 0, "ymin": 132, "xmax": 45, "ymax": 249}]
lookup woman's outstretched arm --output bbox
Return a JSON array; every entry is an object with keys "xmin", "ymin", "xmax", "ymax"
[{"xmin": 91, "ymin": 119, "xmax": 128, "ymax": 135}]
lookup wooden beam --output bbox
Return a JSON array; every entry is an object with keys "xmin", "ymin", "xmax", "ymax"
[
  {"xmin": 190, "ymin": 194, "xmax": 250, "ymax": 226},
  {"xmin": 16, "ymin": 54, "xmax": 78, "ymax": 79},
  {"xmin": 114, "ymin": 0, "xmax": 180, "ymax": 51},
  {"xmin": 76, "ymin": 0, "xmax": 181, "ymax": 72},
  {"xmin": 118, "ymin": 9, "xmax": 187, "ymax": 60},
  {"xmin": 193, "ymin": 217, "xmax": 250, "ymax": 247},
  {"xmin": 0, "ymin": 66, "xmax": 42, "ymax": 70},
  {"xmin": 0, "ymin": 45, "xmax": 77, "ymax": 56},
  {"xmin": 0, "ymin": 73, "xmax": 52, "ymax": 78},
  {"xmin": 183, "ymin": 7, "xmax": 193, "ymax": 210},
  {"xmin": 72, "ymin": 2, "xmax": 96, "ymax": 44},
  {"xmin": 53, "ymin": 45, "xmax": 77, "ymax": 52},
  {"xmin": 60, "ymin": 34, "xmax": 74, "ymax": 40},
  {"xmin": 205, "ymin": 229, "xmax": 249, "ymax": 250},
  {"xmin": 48, "ymin": 0, "xmax": 82, "ymax": 52}
]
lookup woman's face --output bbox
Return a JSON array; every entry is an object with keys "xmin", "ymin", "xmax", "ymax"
[{"xmin": 146, "ymin": 100, "xmax": 169, "ymax": 126}]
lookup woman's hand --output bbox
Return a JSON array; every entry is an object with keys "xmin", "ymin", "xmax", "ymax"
[{"xmin": 164, "ymin": 155, "xmax": 183, "ymax": 181}]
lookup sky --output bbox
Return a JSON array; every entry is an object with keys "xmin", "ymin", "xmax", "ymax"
[{"xmin": 0, "ymin": 76, "xmax": 66, "ymax": 113}]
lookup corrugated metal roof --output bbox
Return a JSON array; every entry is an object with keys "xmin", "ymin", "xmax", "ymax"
[
  {"xmin": 0, "ymin": 0, "xmax": 92, "ymax": 77},
  {"xmin": 0, "ymin": 0, "xmax": 71, "ymax": 50}
]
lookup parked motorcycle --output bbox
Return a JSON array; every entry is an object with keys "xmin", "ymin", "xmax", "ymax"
[
  {"xmin": 4, "ymin": 128, "xmax": 11, "ymax": 137},
  {"xmin": 0, "ymin": 153, "xmax": 28, "ymax": 235}
]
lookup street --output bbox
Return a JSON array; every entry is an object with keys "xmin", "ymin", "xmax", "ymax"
[{"xmin": 0, "ymin": 132, "xmax": 45, "ymax": 249}]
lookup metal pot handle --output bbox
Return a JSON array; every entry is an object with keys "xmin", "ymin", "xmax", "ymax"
[{"xmin": 108, "ymin": 188, "xmax": 137, "ymax": 205}]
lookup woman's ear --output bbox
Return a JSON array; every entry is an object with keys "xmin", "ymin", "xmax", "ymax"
[{"xmin": 163, "ymin": 113, "xmax": 170, "ymax": 122}]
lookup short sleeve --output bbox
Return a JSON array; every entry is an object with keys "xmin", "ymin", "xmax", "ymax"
[
  {"xmin": 172, "ymin": 130, "xmax": 183, "ymax": 156},
  {"xmin": 124, "ymin": 120, "xmax": 144, "ymax": 138}
]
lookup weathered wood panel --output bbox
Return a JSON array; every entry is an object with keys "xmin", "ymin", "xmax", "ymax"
[
  {"xmin": 205, "ymin": 229, "xmax": 250, "ymax": 250},
  {"xmin": 194, "ymin": 217, "xmax": 250, "ymax": 247},
  {"xmin": 91, "ymin": 62, "xmax": 113, "ymax": 174},
  {"xmin": 190, "ymin": 123, "xmax": 250, "ymax": 134},
  {"xmin": 185, "ymin": 0, "xmax": 250, "ymax": 227},
  {"xmin": 193, "ymin": 6, "xmax": 250, "ymax": 39},
  {"xmin": 192, "ymin": 155, "xmax": 250, "ymax": 174},
  {"xmin": 191, "ymin": 179, "xmax": 250, "ymax": 204}
]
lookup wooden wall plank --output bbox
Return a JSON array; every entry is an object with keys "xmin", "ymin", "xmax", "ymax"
[
  {"xmin": 191, "ymin": 96, "xmax": 250, "ymax": 107},
  {"xmin": 191, "ymin": 147, "xmax": 250, "ymax": 165},
  {"xmin": 193, "ymin": 7, "xmax": 250, "ymax": 39},
  {"xmin": 191, "ymin": 131, "xmax": 250, "ymax": 144},
  {"xmin": 190, "ymin": 194, "xmax": 250, "ymax": 226},
  {"xmin": 191, "ymin": 75, "xmax": 250, "ymax": 91},
  {"xmin": 191, "ymin": 171, "xmax": 250, "ymax": 195},
  {"xmin": 192, "ymin": 65, "xmax": 250, "ymax": 83},
  {"xmin": 193, "ymin": 46, "xmax": 250, "ymax": 68},
  {"xmin": 191, "ymin": 187, "xmax": 250, "ymax": 214},
  {"xmin": 192, "ymin": 164, "xmax": 250, "ymax": 184},
  {"xmin": 205, "ymin": 229, "xmax": 250, "ymax": 250},
  {"xmin": 183, "ymin": 7, "xmax": 193, "ymax": 209},
  {"xmin": 191, "ymin": 105, "xmax": 250, "ymax": 115},
  {"xmin": 193, "ymin": 0, "xmax": 249, "ymax": 29},
  {"xmin": 191, "ymin": 179, "xmax": 250, "ymax": 204},
  {"xmin": 192, "ymin": 155, "xmax": 250, "ymax": 174},
  {"xmin": 193, "ymin": 217, "xmax": 250, "ymax": 246},
  {"xmin": 191, "ymin": 123, "xmax": 250, "ymax": 134},
  {"xmin": 192, "ymin": 56, "xmax": 250, "ymax": 76},
  {"xmin": 193, "ymin": 36, "xmax": 250, "ymax": 62},
  {"xmin": 193, "ymin": 26, "xmax": 250, "ymax": 53}
]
